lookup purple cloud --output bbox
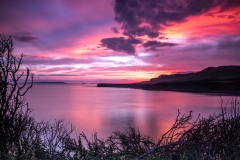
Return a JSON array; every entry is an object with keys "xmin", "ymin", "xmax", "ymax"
[
  {"xmin": 22, "ymin": 56, "xmax": 98, "ymax": 66},
  {"xmin": 111, "ymin": 27, "xmax": 119, "ymax": 34},
  {"xmin": 113, "ymin": 0, "xmax": 240, "ymax": 38},
  {"xmin": 143, "ymin": 41, "xmax": 178, "ymax": 51},
  {"xmin": 100, "ymin": 0, "xmax": 240, "ymax": 54},
  {"xmin": 217, "ymin": 36, "xmax": 240, "ymax": 49},
  {"xmin": 101, "ymin": 37, "xmax": 142, "ymax": 54},
  {"xmin": 14, "ymin": 32, "xmax": 38, "ymax": 42}
]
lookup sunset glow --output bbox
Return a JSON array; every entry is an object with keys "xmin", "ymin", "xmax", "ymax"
[{"xmin": 1, "ymin": 0, "xmax": 240, "ymax": 83}]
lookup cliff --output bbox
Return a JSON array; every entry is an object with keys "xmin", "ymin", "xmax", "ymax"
[{"xmin": 97, "ymin": 66, "xmax": 240, "ymax": 94}]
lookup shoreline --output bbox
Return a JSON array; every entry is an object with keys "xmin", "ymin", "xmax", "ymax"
[{"xmin": 97, "ymin": 81, "xmax": 240, "ymax": 96}]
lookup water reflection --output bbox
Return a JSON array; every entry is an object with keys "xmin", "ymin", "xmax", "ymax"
[{"xmin": 26, "ymin": 84, "xmax": 233, "ymax": 140}]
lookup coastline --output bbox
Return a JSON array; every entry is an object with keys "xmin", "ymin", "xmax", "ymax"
[{"xmin": 97, "ymin": 80, "xmax": 240, "ymax": 96}]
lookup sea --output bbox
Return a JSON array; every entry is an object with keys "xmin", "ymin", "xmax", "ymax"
[{"xmin": 26, "ymin": 83, "xmax": 235, "ymax": 140}]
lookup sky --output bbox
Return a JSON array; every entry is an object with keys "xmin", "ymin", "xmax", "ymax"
[{"xmin": 1, "ymin": 0, "xmax": 240, "ymax": 83}]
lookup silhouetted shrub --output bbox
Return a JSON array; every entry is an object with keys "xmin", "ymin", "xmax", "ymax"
[{"xmin": 0, "ymin": 34, "xmax": 37, "ymax": 159}]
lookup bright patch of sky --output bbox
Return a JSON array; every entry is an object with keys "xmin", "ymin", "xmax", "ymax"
[{"xmin": 99, "ymin": 56, "xmax": 151, "ymax": 66}]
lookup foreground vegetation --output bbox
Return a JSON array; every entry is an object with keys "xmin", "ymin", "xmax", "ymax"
[{"xmin": 1, "ymin": 34, "xmax": 240, "ymax": 159}]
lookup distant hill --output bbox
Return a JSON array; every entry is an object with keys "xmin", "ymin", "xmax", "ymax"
[
  {"xmin": 150, "ymin": 66, "xmax": 240, "ymax": 83},
  {"xmin": 97, "ymin": 66, "xmax": 240, "ymax": 95}
]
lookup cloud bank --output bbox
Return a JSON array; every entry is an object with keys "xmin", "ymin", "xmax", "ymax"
[
  {"xmin": 101, "ymin": 0, "xmax": 240, "ymax": 54},
  {"xmin": 101, "ymin": 37, "xmax": 142, "ymax": 54},
  {"xmin": 114, "ymin": 0, "xmax": 240, "ymax": 38}
]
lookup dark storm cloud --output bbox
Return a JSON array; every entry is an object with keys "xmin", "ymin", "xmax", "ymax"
[
  {"xmin": 113, "ymin": 0, "xmax": 240, "ymax": 38},
  {"xmin": 101, "ymin": 0, "xmax": 240, "ymax": 54},
  {"xmin": 219, "ymin": 0, "xmax": 240, "ymax": 11},
  {"xmin": 14, "ymin": 32, "xmax": 38, "ymax": 42},
  {"xmin": 101, "ymin": 37, "xmax": 142, "ymax": 54},
  {"xmin": 123, "ymin": 26, "xmax": 159, "ymax": 38},
  {"xmin": 143, "ymin": 41, "xmax": 178, "ymax": 51},
  {"xmin": 111, "ymin": 27, "xmax": 119, "ymax": 34}
]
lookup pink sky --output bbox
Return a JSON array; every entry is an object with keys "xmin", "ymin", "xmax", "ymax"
[{"xmin": 1, "ymin": 0, "xmax": 240, "ymax": 83}]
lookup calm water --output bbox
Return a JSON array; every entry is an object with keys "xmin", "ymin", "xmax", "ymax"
[{"xmin": 26, "ymin": 83, "xmax": 233, "ymax": 139}]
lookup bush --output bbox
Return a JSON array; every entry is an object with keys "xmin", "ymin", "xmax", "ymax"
[{"xmin": 0, "ymin": 34, "xmax": 37, "ymax": 158}]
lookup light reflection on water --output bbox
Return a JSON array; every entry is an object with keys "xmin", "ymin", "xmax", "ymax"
[{"xmin": 26, "ymin": 84, "xmax": 233, "ymax": 140}]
